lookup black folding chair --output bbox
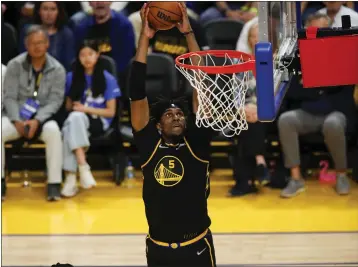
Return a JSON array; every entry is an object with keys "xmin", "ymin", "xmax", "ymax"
[
  {"xmin": 204, "ymin": 18, "xmax": 244, "ymax": 50},
  {"xmin": 126, "ymin": 53, "xmax": 179, "ymax": 103}
]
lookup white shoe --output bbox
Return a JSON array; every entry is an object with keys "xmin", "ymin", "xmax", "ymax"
[
  {"xmin": 61, "ymin": 173, "xmax": 79, "ymax": 197},
  {"xmin": 79, "ymin": 164, "xmax": 97, "ymax": 189}
]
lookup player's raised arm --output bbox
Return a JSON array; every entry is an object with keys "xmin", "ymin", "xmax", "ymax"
[
  {"xmin": 176, "ymin": 2, "xmax": 202, "ymax": 114},
  {"xmin": 129, "ymin": 4, "xmax": 156, "ymax": 132}
]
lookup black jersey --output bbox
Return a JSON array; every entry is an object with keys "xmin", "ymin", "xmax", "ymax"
[{"xmin": 133, "ymin": 114, "xmax": 213, "ymax": 243}]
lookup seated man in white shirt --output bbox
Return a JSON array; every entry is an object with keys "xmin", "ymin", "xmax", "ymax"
[{"xmin": 317, "ymin": 2, "xmax": 358, "ymax": 27}]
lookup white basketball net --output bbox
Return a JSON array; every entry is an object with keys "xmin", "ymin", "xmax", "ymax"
[{"xmin": 176, "ymin": 53, "xmax": 252, "ymax": 137}]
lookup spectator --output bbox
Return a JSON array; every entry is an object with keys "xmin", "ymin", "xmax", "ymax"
[
  {"xmin": 317, "ymin": 1, "xmax": 358, "ymax": 27},
  {"xmin": 19, "ymin": 2, "xmax": 75, "ymax": 71},
  {"xmin": 73, "ymin": 1, "xmax": 135, "ymax": 85},
  {"xmin": 185, "ymin": 2, "xmax": 213, "ymax": 17},
  {"xmin": 81, "ymin": 2, "xmax": 128, "ymax": 14},
  {"xmin": 61, "ymin": 41, "xmax": 121, "ymax": 197},
  {"xmin": 228, "ymin": 23, "xmax": 271, "ymax": 197},
  {"xmin": 128, "ymin": 5, "xmax": 203, "ymax": 48},
  {"xmin": 149, "ymin": 18, "xmax": 209, "ymax": 55},
  {"xmin": 236, "ymin": 17, "xmax": 258, "ymax": 54},
  {"xmin": 16, "ymin": 2, "xmax": 36, "ymax": 31},
  {"xmin": 300, "ymin": 2, "xmax": 326, "ymax": 24},
  {"xmin": 236, "ymin": 3, "xmax": 280, "ymax": 55},
  {"xmin": 2, "ymin": 25, "xmax": 65, "ymax": 201},
  {"xmin": 278, "ymin": 14, "xmax": 357, "ymax": 198},
  {"xmin": 200, "ymin": 2, "xmax": 258, "ymax": 26},
  {"xmin": 69, "ymin": 2, "xmax": 131, "ymax": 28},
  {"xmin": 1, "ymin": 13, "xmax": 18, "ymax": 65}
]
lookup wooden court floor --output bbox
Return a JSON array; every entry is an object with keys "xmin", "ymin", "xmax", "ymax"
[{"xmin": 2, "ymin": 170, "xmax": 358, "ymax": 266}]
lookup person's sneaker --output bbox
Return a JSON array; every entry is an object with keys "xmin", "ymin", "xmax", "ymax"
[
  {"xmin": 335, "ymin": 174, "xmax": 350, "ymax": 195},
  {"xmin": 2, "ymin": 177, "xmax": 6, "ymax": 201},
  {"xmin": 61, "ymin": 173, "xmax": 78, "ymax": 197},
  {"xmin": 47, "ymin": 184, "xmax": 61, "ymax": 201},
  {"xmin": 280, "ymin": 178, "xmax": 305, "ymax": 198},
  {"xmin": 227, "ymin": 184, "xmax": 258, "ymax": 197},
  {"xmin": 79, "ymin": 164, "xmax": 96, "ymax": 189},
  {"xmin": 256, "ymin": 164, "xmax": 271, "ymax": 186}
]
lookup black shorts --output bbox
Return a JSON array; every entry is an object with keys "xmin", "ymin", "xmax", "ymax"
[{"xmin": 146, "ymin": 229, "xmax": 217, "ymax": 267}]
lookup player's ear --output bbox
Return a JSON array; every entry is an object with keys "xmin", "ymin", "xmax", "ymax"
[{"xmin": 156, "ymin": 122, "xmax": 162, "ymax": 131}]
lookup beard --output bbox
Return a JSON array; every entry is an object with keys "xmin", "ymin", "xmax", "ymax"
[
  {"xmin": 168, "ymin": 133, "xmax": 184, "ymax": 144},
  {"xmin": 163, "ymin": 126, "xmax": 186, "ymax": 145}
]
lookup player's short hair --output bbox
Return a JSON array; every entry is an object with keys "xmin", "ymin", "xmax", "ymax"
[
  {"xmin": 150, "ymin": 96, "xmax": 189, "ymax": 123},
  {"xmin": 305, "ymin": 13, "xmax": 331, "ymax": 27}
]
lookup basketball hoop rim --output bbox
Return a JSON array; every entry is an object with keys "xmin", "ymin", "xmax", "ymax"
[{"xmin": 175, "ymin": 50, "xmax": 256, "ymax": 75}]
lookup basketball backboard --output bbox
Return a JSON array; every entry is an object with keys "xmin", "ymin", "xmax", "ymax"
[{"xmin": 255, "ymin": 2, "xmax": 298, "ymax": 122}]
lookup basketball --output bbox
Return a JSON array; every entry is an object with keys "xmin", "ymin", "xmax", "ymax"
[{"xmin": 147, "ymin": 2, "xmax": 182, "ymax": 31}]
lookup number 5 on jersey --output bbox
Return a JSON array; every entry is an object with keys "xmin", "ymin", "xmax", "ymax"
[{"xmin": 169, "ymin": 160, "xmax": 175, "ymax": 169}]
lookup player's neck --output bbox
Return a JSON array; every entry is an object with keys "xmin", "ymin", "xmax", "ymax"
[{"xmin": 161, "ymin": 135, "xmax": 182, "ymax": 146}]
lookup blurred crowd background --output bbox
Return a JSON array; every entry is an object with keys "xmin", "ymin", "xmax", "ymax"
[{"xmin": 1, "ymin": 1, "xmax": 358, "ymax": 201}]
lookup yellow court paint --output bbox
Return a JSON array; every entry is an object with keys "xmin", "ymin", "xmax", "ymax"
[{"xmin": 2, "ymin": 173, "xmax": 358, "ymax": 235}]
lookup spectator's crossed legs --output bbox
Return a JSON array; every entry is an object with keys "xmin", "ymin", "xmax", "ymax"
[{"xmin": 61, "ymin": 111, "xmax": 97, "ymax": 198}]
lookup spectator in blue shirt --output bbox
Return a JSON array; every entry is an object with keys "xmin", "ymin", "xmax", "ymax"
[
  {"xmin": 73, "ymin": 1, "xmax": 135, "ymax": 86},
  {"xmin": 19, "ymin": 2, "xmax": 75, "ymax": 71},
  {"xmin": 61, "ymin": 41, "xmax": 121, "ymax": 198}
]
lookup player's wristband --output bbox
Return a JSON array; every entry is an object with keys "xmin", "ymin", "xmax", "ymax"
[
  {"xmin": 129, "ymin": 61, "xmax": 147, "ymax": 101},
  {"xmin": 183, "ymin": 30, "xmax": 194, "ymax": 36}
]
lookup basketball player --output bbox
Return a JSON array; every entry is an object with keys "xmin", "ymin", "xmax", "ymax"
[{"xmin": 128, "ymin": 3, "xmax": 216, "ymax": 267}]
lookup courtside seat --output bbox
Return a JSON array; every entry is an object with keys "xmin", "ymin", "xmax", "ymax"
[
  {"xmin": 5, "ymin": 56, "xmax": 127, "ymax": 185},
  {"xmin": 86, "ymin": 97, "xmax": 127, "ymax": 185},
  {"xmin": 5, "ymin": 97, "xmax": 126, "ymax": 185},
  {"xmin": 126, "ymin": 53, "xmax": 180, "ymax": 104}
]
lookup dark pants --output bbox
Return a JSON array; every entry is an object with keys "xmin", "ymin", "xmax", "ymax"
[
  {"xmin": 233, "ymin": 122, "xmax": 266, "ymax": 186},
  {"xmin": 146, "ymin": 229, "xmax": 217, "ymax": 267},
  {"xmin": 238, "ymin": 122, "xmax": 266, "ymax": 157}
]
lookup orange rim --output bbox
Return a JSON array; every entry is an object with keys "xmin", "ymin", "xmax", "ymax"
[{"xmin": 175, "ymin": 50, "xmax": 256, "ymax": 74}]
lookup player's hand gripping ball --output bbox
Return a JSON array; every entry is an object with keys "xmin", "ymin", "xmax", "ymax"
[{"xmin": 147, "ymin": 2, "xmax": 183, "ymax": 31}]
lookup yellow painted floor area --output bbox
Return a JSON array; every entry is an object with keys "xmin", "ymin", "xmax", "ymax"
[{"xmin": 2, "ymin": 170, "xmax": 358, "ymax": 235}]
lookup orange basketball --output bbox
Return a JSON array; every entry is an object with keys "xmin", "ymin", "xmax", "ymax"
[{"xmin": 147, "ymin": 2, "xmax": 182, "ymax": 31}]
